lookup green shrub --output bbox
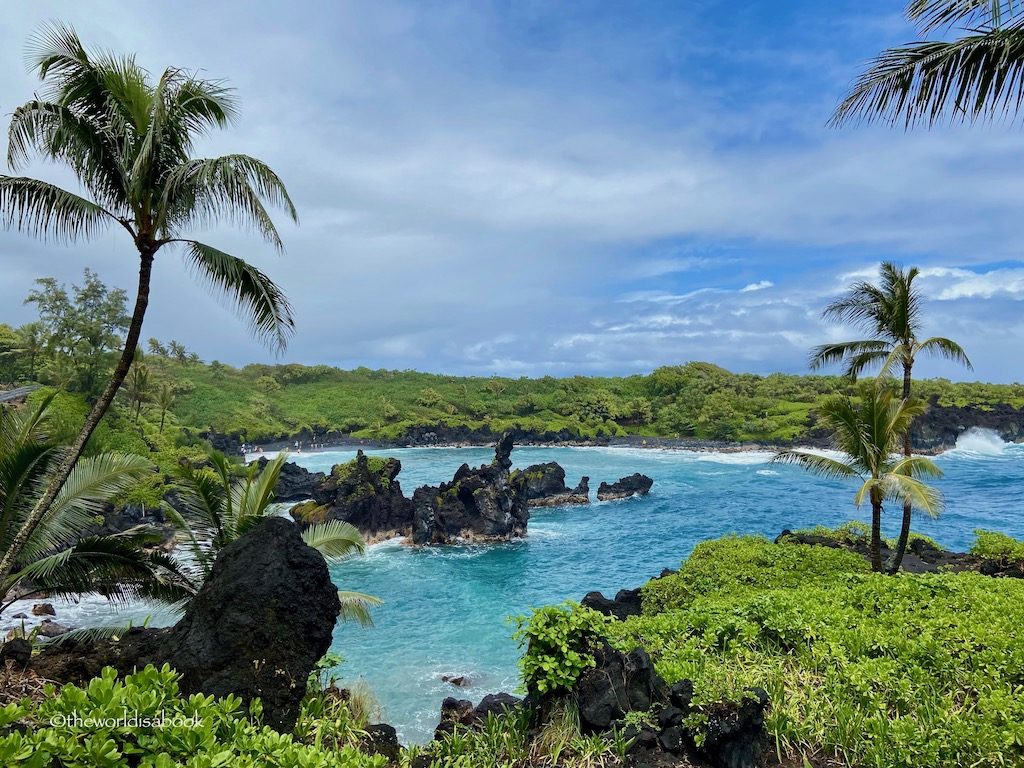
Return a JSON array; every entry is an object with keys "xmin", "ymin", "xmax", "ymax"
[
  {"xmin": 0, "ymin": 665, "xmax": 386, "ymax": 768},
  {"xmin": 612, "ymin": 537, "xmax": 1024, "ymax": 767},
  {"xmin": 514, "ymin": 603, "xmax": 609, "ymax": 696},
  {"xmin": 971, "ymin": 529, "xmax": 1024, "ymax": 564}
]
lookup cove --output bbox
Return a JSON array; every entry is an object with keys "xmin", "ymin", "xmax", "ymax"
[{"xmin": 283, "ymin": 438, "xmax": 1024, "ymax": 743}]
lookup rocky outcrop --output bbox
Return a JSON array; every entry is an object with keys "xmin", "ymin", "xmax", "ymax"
[
  {"xmin": 511, "ymin": 463, "xmax": 590, "ymax": 507},
  {"xmin": 435, "ymin": 693, "xmax": 522, "ymax": 738},
  {"xmin": 572, "ymin": 641, "xmax": 768, "ymax": 768},
  {"xmin": 411, "ymin": 433, "xmax": 529, "ymax": 545},
  {"xmin": 293, "ymin": 451, "xmax": 413, "ymax": 539},
  {"xmin": 32, "ymin": 517, "xmax": 341, "ymax": 732},
  {"xmin": 253, "ymin": 457, "xmax": 325, "ymax": 502},
  {"xmin": 581, "ymin": 588, "xmax": 642, "ymax": 620},
  {"xmin": 90, "ymin": 502, "xmax": 177, "ymax": 549},
  {"xmin": 597, "ymin": 473, "xmax": 653, "ymax": 501},
  {"xmin": 912, "ymin": 399, "xmax": 1024, "ymax": 452}
]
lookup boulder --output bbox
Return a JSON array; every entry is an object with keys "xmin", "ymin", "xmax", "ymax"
[
  {"xmin": 434, "ymin": 692, "xmax": 522, "ymax": 738},
  {"xmin": 581, "ymin": 588, "xmax": 642, "ymax": 620},
  {"xmin": 363, "ymin": 723, "xmax": 401, "ymax": 762},
  {"xmin": 699, "ymin": 688, "xmax": 769, "ymax": 768},
  {"xmin": 596, "ymin": 474, "xmax": 653, "ymax": 501},
  {"xmin": 0, "ymin": 638, "xmax": 32, "ymax": 670},
  {"xmin": 411, "ymin": 433, "xmax": 529, "ymax": 545},
  {"xmin": 33, "ymin": 517, "xmax": 341, "ymax": 732},
  {"xmin": 573, "ymin": 641, "xmax": 669, "ymax": 732},
  {"xmin": 295, "ymin": 450, "xmax": 413, "ymax": 539},
  {"xmin": 90, "ymin": 502, "xmax": 177, "ymax": 549},
  {"xmin": 511, "ymin": 463, "xmax": 590, "ymax": 507},
  {"xmin": 35, "ymin": 619, "xmax": 71, "ymax": 638},
  {"xmin": 253, "ymin": 457, "xmax": 326, "ymax": 502},
  {"xmin": 31, "ymin": 603, "xmax": 55, "ymax": 616}
]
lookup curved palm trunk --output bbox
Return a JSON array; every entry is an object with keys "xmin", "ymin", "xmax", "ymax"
[
  {"xmin": 870, "ymin": 492, "xmax": 884, "ymax": 573},
  {"xmin": 890, "ymin": 361, "xmax": 914, "ymax": 574},
  {"xmin": 0, "ymin": 250, "xmax": 155, "ymax": 582}
]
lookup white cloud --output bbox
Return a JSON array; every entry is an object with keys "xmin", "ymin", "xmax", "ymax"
[{"xmin": 740, "ymin": 280, "xmax": 774, "ymax": 293}]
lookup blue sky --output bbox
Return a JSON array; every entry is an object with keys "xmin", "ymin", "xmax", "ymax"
[{"xmin": 2, "ymin": 1, "xmax": 1023, "ymax": 382}]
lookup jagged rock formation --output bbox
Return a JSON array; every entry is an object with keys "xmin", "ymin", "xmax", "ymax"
[
  {"xmin": 911, "ymin": 399, "xmax": 1024, "ymax": 451},
  {"xmin": 292, "ymin": 450, "xmax": 414, "ymax": 539},
  {"xmin": 411, "ymin": 433, "xmax": 529, "ymax": 545},
  {"xmin": 511, "ymin": 462, "xmax": 590, "ymax": 507},
  {"xmin": 581, "ymin": 588, "xmax": 642, "ymax": 620},
  {"xmin": 32, "ymin": 517, "xmax": 341, "ymax": 732},
  {"xmin": 597, "ymin": 473, "xmax": 654, "ymax": 501},
  {"xmin": 253, "ymin": 457, "xmax": 326, "ymax": 502},
  {"xmin": 435, "ymin": 693, "xmax": 522, "ymax": 739}
]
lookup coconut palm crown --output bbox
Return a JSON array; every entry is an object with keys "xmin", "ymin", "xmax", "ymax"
[
  {"xmin": 0, "ymin": 24, "xmax": 297, "ymax": 583},
  {"xmin": 773, "ymin": 385, "xmax": 944, "ymax": 572}
]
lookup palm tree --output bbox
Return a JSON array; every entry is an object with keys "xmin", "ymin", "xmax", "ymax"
[
  {"xmin": 774, "ymin": 385, "xmax": 944, "ymax": 572},
  {"xmin": 168, "ymin": 340, "xmax": 188, "ymax": 365},
  {"xmin": 831, "ymin": 1, "xmax": 1024, "ymax": 128},
  {"xmin": 810, "ymin": 262, "xmax": 970, "ymax": 572},
  {"xmin": 123, "ymin": 360, "xmax": 152, "ymax": 423},
  {"xmin": 0, "ymin": 25, "xmax": 296, "ymax": 584},
  {"xmin": 155, "ymin": 383, "xmax": 175, "ymax": 434},
  {"xmin": 0, "ymin": 394, "xmax": 190, "ymax": 616},
  {"xmin": 168, "ymin": 450, "xmax": 380, "ymax": 625}
]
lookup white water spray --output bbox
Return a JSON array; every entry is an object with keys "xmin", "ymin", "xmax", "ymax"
[{"xmin": 952, "ymin": 428, "xmax": 1009, "ymax": 456}]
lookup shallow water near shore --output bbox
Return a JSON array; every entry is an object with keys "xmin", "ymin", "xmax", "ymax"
[{"xmin": 8, "ymin": 432, "xmax": 1022, "ymax": 744}]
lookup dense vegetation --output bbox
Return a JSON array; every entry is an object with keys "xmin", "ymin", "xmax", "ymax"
[{"xmin": 608, "ymin": 535, "xmax": 1024, "ymax": 767}]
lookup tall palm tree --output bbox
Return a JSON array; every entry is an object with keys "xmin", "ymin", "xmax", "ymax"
[
  {"xmin": 0, "ymin": 25, "xmax": 297, "ymax": 583},
  {"xmin": 168, "ymin": 451, "xmax": 381, "ymax": 625},
  {"xmin": 774, "ymin": 385, "xmax": 944, "ymax": 572},
  {"xmin": 0, "ymin": 394, "xmax": 190, "ymax": 616},
  {"xmin": 123, "ymin": 360, "xmax": 151, "ymax": 423},
  {"xmin": 831, "ymin": 1, "xmax": 1024, "ymax": 127},
  {"xmin": 155, "ymin": 383, "xmax": 175, "ymax": 434},
  {"xmin": 810, "ymin": 262, "xmax": 970, "ymax": 572}
]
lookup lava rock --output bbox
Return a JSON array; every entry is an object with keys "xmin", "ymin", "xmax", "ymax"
[
  {"xmin": 36, "ymin": 619, "xmax": 71, "ymax": 638},
  {"xmin": 581, "ymin": 588, "xmax": 642, "ymax": 620},
  {"xmin": 596, "ymin": 474, "xmax": 654, "ymax": 501},
  {"xmin": 363, "ymin": 723, "xmax": 401, "ymax": 762},
  {"xmin": 32, "ymin": 517, "xmax": 341, "ymax": 733},
  {"xmin": 0, "ymin": 638, "xmax": 32, "ymax": 669},
  {"xmin": 434, "ymin": 692, "xmax": 522, "ymax": 738},
  {"xmin": 412, "ymin": 433, "xmax": 529, "ymax": 545},
  {"xmin": 297, "ymin": 450, "xmax": 413, "ymax": 539},
  {"xmin": 31, "ymin": 603, "xmax": 55, "ymax": 616},
  {"xmin": 442, "ymin": 674, "xmax": 470, "ymax": 687},
  {"xmin": 573, "ymin": 641, "xmax": 669, "ymax": 732},
  {"xmin": 511, "ymin": 463, "xmax": 590, "ymax": 507},
  {"xmin": 698, "ymin": 688, "xmax": 769, "ymax": 768},
  {"xmin": 911, "ymin": 401, "xmax": 1024, "ymax": 452},
  {"xmin": 253, "ymin": 457, "xmax": 326, "ymax": 502}
]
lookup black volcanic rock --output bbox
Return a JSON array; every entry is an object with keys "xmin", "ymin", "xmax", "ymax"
[
  {"xmin": 597, "ymin": 473, "xmax": 654, "ymax": 501},
  {"xmin": 911, "ymin": 399, "xmax": 1024, "ymax": 452},
  {"xmin": 32, "ymin": 517, "xmax": 340, "ymax": 732},
  {"xmin": 582, "ymin": 588, "xmax": 642, "ymax": 620},
  {"xmin": 253, "ymin": 457, "xmax": 326, "ymax": 502},
  {"xmin": 511, "ymin": 462, "xmax": 590, "ymax": 507},
  {"xmin": 293, "ymin": 450, "xmax": 413, "ymax": 539},
  {"xmin": 411, "ymin": 433, "xmax": 529, "ymax": 545}
]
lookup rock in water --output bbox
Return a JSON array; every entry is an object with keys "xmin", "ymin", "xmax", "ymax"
[
  {"xmin": 253, "ymin": 457, "xmax": 326, "ymax": 502},
  {"xmin": 411, "ymin": 433, "xmax": 529, "ymax": 545},
  {"xmin": 294, "ymin": 450, "xmax": 413, "ymax": 539},
  {"xmin": 597, "ymin": 473, "xmax": 653, "ymax": 501},
  {"xmin": 32, "ymin": 517, "xmax": 341, "ymax": 732},
  {"xmin": 511, "ymin": 463, "xmax": 590, "ymax": 507}
]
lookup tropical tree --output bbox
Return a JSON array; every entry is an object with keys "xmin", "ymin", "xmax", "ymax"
[
  {"xmin": 155, "ymin": 383, "xmax": 175, "ymax": 434},
  {"xmin": 147, "ymin": 338, "xmax": 168, "ymax": 357},
  {"xmin": 0, "ymin": 394, "xmax": 189, "ymax": 616},
  {"xmin": 774, "ymin": 385, "xmax": 944, "ymax": 572},
  {"xmin": 122, "ymin": 359, "xmax": 151, "ymax": 423},
  {"xmin": 810, "ymin": 262, "xmax": 970, "ymax": 571},
  {"xmin": 168, "ymin": 450, "xmax": 380, "ymax": 624},
  {"xmin": 168, "ymin": 340, "xmax": 187, "ymax": 365},
  {"xmin": 0, "ymin": 25, "xmax": 297, "ymax": 584},
  {"xmin": 831, "ymin": 1, "xmax": 1024, "ymax": 128}
]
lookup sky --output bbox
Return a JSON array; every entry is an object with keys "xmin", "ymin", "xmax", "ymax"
[{"xmin": 2, "ymin": 1, "xmax": 1023, "ymax": 383}]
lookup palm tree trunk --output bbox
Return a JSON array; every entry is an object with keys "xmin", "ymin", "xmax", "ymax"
[
  {"xmin": 0, "ymin": 250, "xmax": 155, "ymax": 582},
  {"xmin": 890, "ymin": 361, "xmax": 914, "ymax": 574},
  {"xmin": 870, "ymin": 495, "xmax": 883, "ymax": 573}
]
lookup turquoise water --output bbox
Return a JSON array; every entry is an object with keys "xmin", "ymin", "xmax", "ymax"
[{"xmin": 285, "ymin": 431, "xmax": 1024, "ymax": 743}]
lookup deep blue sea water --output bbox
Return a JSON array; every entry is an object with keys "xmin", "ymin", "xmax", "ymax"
[
  {"xmin": 6, "ymin": 431, "xmax": 1020, "ymax": 743},
  {"xmin": 286, "ymin": 430, "xmax": 1024, "ymax": 742}
]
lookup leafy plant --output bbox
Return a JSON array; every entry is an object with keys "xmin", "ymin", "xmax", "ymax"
[{"xmin": 514, "ymin": 602, "xmax": 609, "ymax": 697}]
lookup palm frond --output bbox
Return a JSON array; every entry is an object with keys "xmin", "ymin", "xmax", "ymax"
[
  {"xmin": 917, "ymin": 336, "xmax": 974, "ymax": 369},
  {"xmin": 772, "ymin": 450, "xmax": 862, "ymax": 480},
  {"xmin": 180, "ymin": 240, "xmax": 294, "ymax": 350},
  {"xmin": 879, "ymin": 473, "xmax": 945, "ymax": 518},
  {"xmin": 890, "ymin": 455, "xmax": 945, "ymax": 479},
  {"xmin": 0, "ymin": 176, "xmax": 112, "ymax": 242},
  {"xmin": 908, "ymin": 0, "xmax": 1022, "ymax": 34},
  {"xmin": 337, "ymin": 590, "xmax": 383, "ymax": 628},
  {"xmin": 830, "ymin": 27, "xmax": 1024, "ymax": 128},
  {"xmin": 809, "ymin": 340, "xmax": 889, "ymax": 373},
  {"xmin": 302, "ymin": 520, "xmax": 367, "ymax": 559}
]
